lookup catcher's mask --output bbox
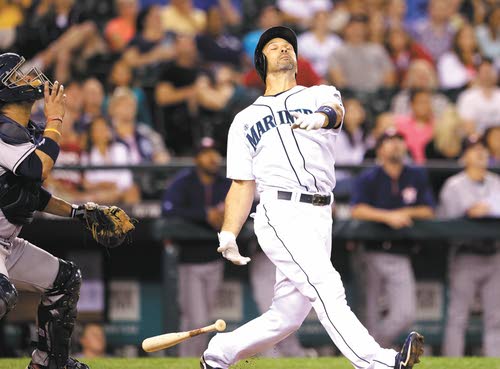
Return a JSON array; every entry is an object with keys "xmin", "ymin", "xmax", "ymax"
[
  {"xmin": 254, "ymin": 26, "xmax": 298, "ymax": 83},
  {"xmin": 0, "ymin": 53, "xmax": 53, "ymax": 103}
]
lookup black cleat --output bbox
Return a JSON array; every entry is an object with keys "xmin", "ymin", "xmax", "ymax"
[
  {"xmin": 200, "ymin": 355, "xmax": 222, "ymax": 369},
  {"xmin": 394, "ymin": 331, "xmax": 424, "ymax": 369}
]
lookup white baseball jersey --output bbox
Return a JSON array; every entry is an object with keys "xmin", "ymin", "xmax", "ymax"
[{"xmin": 226, "ymin": 85, "xmax": 344, "ymax": 194}]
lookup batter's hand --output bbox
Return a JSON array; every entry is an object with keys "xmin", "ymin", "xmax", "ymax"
[
  {"xmin": 291, "ymin": 112, "xmax": 325, "ymax": 131},
  {"xmin": 217, "ymin": 231, "xmax": 251, "ymax": 265}
]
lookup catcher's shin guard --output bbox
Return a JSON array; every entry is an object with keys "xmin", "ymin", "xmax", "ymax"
[
  {"xmin": 0, "ymin": 273, "xmax": 18, "ymax": 319},
  {"xmin": 36, "ymin": 259, "xmax": 82, "ymax": 369}
]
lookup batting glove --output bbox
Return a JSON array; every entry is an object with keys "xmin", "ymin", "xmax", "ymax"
[
  {"xmin": 291, "ymin": 112, "xmax": 325, "ymax": 131},
  {"xmin": 217, "ymin": 231, "xmax": 251, "ymax": 265}
]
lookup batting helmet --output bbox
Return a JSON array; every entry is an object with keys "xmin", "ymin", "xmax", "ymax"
[
  {"xmin": 0, "ymin": 53, "xmax": 52, "ymax": 103},
  {"xmin": 254, "ymin": 26, "xmax": 298, "ymax": 82}
]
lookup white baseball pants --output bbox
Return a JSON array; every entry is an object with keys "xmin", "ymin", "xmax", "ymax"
[{"xmin": 204, "ymin": 196, "xmax": 397, "ymax": 368}]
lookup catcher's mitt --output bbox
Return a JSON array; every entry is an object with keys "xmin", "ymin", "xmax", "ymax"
[{"xmin": 72, "ymin": 202, "xmax": 136, "ymax": 248}]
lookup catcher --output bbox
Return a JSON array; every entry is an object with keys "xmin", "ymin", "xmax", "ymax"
[{"xmin": 0, "ymin": 53, "xmax": 134, "ymax": 369}]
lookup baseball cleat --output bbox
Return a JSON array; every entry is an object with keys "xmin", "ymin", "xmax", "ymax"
[
  {"xmin": 394, "ymin": 331, "xmax": 424, "ymax": 369},
  {"xmin": 200, "ymin": 355, "xmax": 222, "ymax": 369}
]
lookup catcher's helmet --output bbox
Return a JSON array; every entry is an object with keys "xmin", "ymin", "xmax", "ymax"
[
  {"xmin": 254, "ymin": 26, "xmax": 298, "ymax": 83},
  {"xmin": 0, "ymin": 53, "xmax": 52, "ymax": 103}
]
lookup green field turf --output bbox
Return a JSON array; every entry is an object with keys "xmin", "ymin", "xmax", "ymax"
[{"xmin": 2, "ymin": 357, "xmax": 500, "ymax": 369}]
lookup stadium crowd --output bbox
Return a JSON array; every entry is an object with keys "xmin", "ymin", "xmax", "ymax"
[{"xmin": 2, "ymin": 0, "xmax": 500, "ymax": 359}]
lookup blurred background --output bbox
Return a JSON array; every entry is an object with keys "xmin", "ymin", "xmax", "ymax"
[{"xmin": 1, "ymin": 0, "xmax": 500, "ymax": 360}]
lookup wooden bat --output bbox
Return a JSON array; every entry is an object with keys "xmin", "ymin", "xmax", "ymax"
[{"xmin": 142, "ymin": 319, "xmax": 226, "ymax": 352}]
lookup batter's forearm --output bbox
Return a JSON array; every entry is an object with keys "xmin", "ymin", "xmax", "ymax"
[
  {"xmin": 42, "ymin": 195, "xmax": 73, "ymax": 217},
  {"xmin": 221, "ymin": 180, "xmax": 255, "ymax": 236}
]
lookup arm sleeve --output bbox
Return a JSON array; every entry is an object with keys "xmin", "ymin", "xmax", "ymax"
[
  {"xmin": 226, "ymin": 118, "xmax": 255, "ymax": 180},
  {"xmin": 0, "ymin": 140, "xmax": 38, "ymax": 174},
  {"xmin": 161, "ymin": 178, "xmax": 207, "ymax": 222},
  {"xmin": 15, "ymin": 151, "xmax": 43, "ymax": 180}
]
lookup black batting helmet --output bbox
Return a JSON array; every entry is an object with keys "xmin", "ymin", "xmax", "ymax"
[
  {"xmin": 254, "ymin": 26, "xmax": 298, "ymax": 82},
  {"xmin": 0, "ymin": 53, "xmax": 52, "ymax": 103}
]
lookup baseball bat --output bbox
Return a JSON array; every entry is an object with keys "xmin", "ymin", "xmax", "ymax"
[{"xmin": 142, "ymin": 319, "xmax": 226, "ymax": 352}]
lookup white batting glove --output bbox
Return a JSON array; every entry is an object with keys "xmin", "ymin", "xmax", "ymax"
[
  {"xmin": 291, "ymin": 112, "xmax": 326, "ymax": 131},
  {"xmin": 217, "ymin": 231, "xmax": 251, "ymax": 265}
]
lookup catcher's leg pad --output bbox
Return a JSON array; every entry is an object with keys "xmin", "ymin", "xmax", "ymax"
[
  {"xmin": 0, "ymin": 273, "xmax": 18, "ymax": 319},
  {"xmin": 37, "ymin": 259, "xmax": 82, "ymax": 369}
]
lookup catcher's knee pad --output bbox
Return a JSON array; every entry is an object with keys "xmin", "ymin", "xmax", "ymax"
[
  {"xmin": 37, "ymin": 259, "xmax": 82, "ymax": 369},
  {"xmin": 0, "ymin": 273, "xmax": 18, "ymax": 319}
]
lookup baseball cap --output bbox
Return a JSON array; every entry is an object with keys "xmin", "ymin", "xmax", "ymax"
[
  {"xmin": 195, "ymin": 137, "xmax": 219, "ymax": 156},
  {"xmin": 376, "ymin": 128, "xmax": 405, "ymax": 150}
]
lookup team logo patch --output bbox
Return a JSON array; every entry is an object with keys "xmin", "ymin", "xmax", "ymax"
[{"xmin": 402, "ymin": 187, "xmax": 417, "ymax": 204}]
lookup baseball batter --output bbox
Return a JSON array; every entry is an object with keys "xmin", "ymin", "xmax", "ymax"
[
  {"xmin": 200, "ymin": 27, "xmax": 424, "ymax": 369},
  {"xmin": 0, "ymin": 53, "xmax": 92, "ymax": 369}
]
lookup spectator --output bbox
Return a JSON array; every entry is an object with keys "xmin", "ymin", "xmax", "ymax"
[
  {"xmin": 410, "ymin": 0, "xmax": 456, "ymax": 61},
  {"xmin": 109, "ymin": 87, "xmax": 170, "ymax": 164},
  {"xmin": 297, "ymin": 9, "xmax": 343, "ymax": 78},
  {"xmin": 485, "ymin": 126, "xmax": 500, "ymax": 166},
  {"xmin": 335, "ymin": 98, "xmax": 368, "ymax": 196},
  {"xmin": 328, "ymin": 14, "xmax": 395, "ymax": 94},
  {"xmin": 476, "ymin": 7, "xmax": 500, "ymax": 65},
  {"xmin": 276, "ymin": 0, "xmax": 332, "ymax": 30},
  {"xmin": 351, "ymin": 129, "xmax": 435, "ymax": 347},
  {"xmin": 76, "ymin": 323, "xmax": 107, "ymax": 358},
  {"xmin": 364, "ymin": 112, "xmax": 397, "ymax": 159},
  {"xmin": 456, "ymin": 58, "xmax": 500, "ymax": 135},
  {"xmin": 155, "ymin": 34, "xmax": 202, "ymax": 155},
  {"xmin": 122, "ymin": 5, "xmax": 175, "ymax": 70},
  {"xmin": 396, "ymin": 89, "xmax": 435, "ymax": 164},
  {"xmin": 106, "ymin": 60, "xmax": 153, "ymax": 127},
  {"xmin": 425, "ymin": 108, "xmax": 464, "ymax": 161},
  {"xmin": 242, "ymin": 5, "xmax": 282, "ymax": 60},
  {"xmin": 196, "ymin": 5, "xmax": 244, "ymax": 67},
  {"xmin": 81, "ymin": 116, "xmax": 141, "ymax": 204},
  {"xmin": 384, "ymin": 0, "xmax": 407, "ymax": 30},
  {"xmin": 191, "ymin": 0, "xmax": 242, "ymax": 27},
  {"xmin": 384, "ymin": 26, "xmax": 433, "ymax": 84},
  {"xmin": 105, "ymin": 0, "xmax": 139, "ymax": 53},
  {"xmin": 160, "ymin": 0, "xmax": 207, "ymax": 35},
  {"xmin": 437, "ymin": 23, "xmax": 482, "ymax": 94},
  {"xmin": 391, "ymin": 59, "xmax": 450, "ymax": 119},
  {"xmin": 438, "ymin": 135, "xmax": 500, "ymax": 357},
  {"xmin": 23, "ymin": 1, "xmax": 106, "ymax": 83},
  {"xmin": 161, "ymin": 138, "xmax": 231, "ymax": 357},
  {"xmin": 75, "ymin": 77, "xmax": 106, "ymax": 133},
  {"xmin": 0, "ymin": 0, "xmax": 30, "ymax": 50}
]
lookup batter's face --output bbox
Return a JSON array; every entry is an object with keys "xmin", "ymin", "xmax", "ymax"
[{"xmin": 263, "ymin": 38, "xmax": 297, "ymax": 76}]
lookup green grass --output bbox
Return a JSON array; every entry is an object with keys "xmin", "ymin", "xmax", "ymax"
[{"xmin": 2, "ymin": 357, "xmax": 500, "ymax": 369}]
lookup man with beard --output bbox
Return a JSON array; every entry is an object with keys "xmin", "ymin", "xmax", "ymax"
[
  {"xmin": 161, "ymin": 138, "xmax": 231, "ymax": 357},
  {"xmin": 351, "ymin": 129, "xmax": 435, "ymax": 348},
  {"xmin": 200, "ymin": 26, "xmax": 425, "ymax": 369}
]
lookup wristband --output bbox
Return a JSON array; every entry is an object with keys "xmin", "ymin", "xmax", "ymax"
[
  {"xmin": 70, "ymin": 204, "xmax": 85, "ymax": 218},
  {"xmin": 37, "ymin": 136, "xmax": 60, "ymax": 162},
  {"xmin": 44, "ymin": 128, "xmax": 61, "ymax": 137},
  {"xmin": 315, "ymin": 105, "xmax": 338, "ymax": 129}
]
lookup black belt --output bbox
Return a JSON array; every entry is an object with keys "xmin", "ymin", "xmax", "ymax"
[{"xmin": 277, "ymin": 190, "xmax": 331, "ymax": 206}]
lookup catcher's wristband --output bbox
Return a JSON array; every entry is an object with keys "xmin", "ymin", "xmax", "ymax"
[{"xmin": 70, "ymin": 204, "xmax": 85, "ymax": 218}]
